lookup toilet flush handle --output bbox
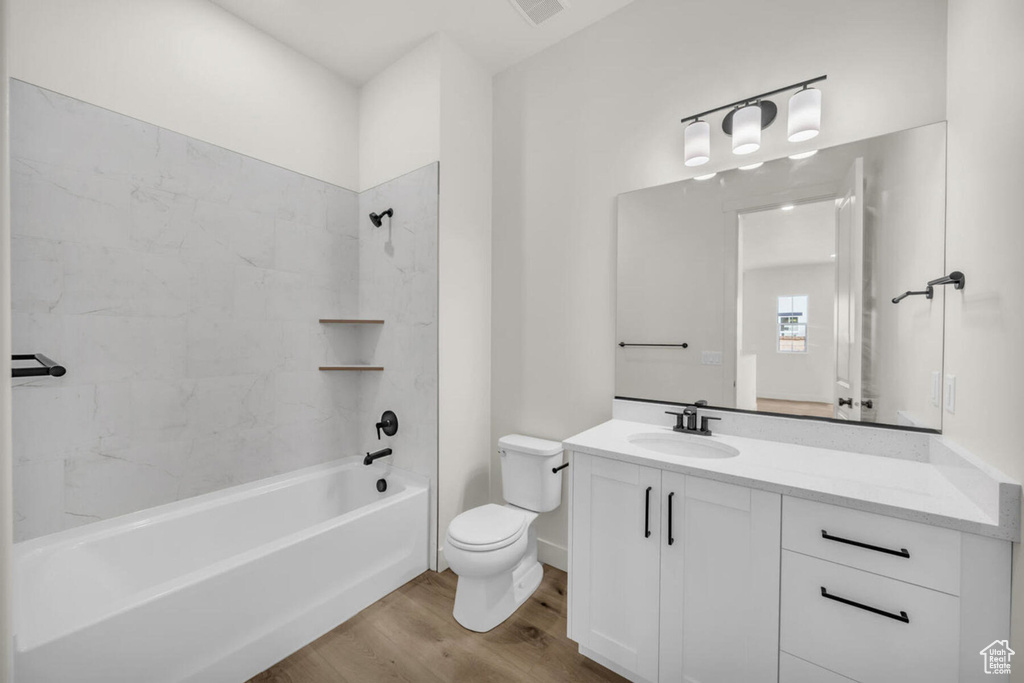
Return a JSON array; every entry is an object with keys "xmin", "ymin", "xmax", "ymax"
[{"xmin": 552, "ymin": 462, "xmax": 569, "ymax": 474}]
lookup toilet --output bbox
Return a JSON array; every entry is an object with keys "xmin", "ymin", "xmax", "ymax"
[{"xmin": 444, "ymin": 434, "xmax": 564, "ymax": 632}]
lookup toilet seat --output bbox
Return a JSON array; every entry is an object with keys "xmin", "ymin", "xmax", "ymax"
[{"xmin": 446, "ymin": 504, "xmax": 527, "ymax": 552}]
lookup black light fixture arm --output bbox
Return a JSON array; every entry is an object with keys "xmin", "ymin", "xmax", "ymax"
[{"xmin": 680, "ymin": 74, "xmax": 827, "ymax": 123}]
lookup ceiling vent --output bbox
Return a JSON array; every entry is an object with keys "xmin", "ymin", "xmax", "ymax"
[{"xmin": 508, "ymin": 0, "xmax": 569, "ymax": 26}]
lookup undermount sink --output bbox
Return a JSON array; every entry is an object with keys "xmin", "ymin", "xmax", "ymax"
[{"xmin": 627, "ymin": 432, "xmax": 740, "ymax": 459}]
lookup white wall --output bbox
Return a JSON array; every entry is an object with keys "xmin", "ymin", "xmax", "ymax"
[
  {"xmin": 616, "ymin": 179, "xmax": 731, "ymax": 405},
  {"xmin": 358, "ymin": 34, "xmax": 493, "ymax": 568},
  {"xmin": 358, "ymin": 36, "xmax": 441, "ymax": 192},
  {"xmin": 492, "ymin": 0, "xmax": 948, "ymax": 565},
  {"xmin": 437, "ymin": 38, "xmax": 493, "ymax": 568},
  {"xmin": 1, "ymin": 0, "xmax": 13, "ymax": 677},
  {"xmin": 742, "ymin": 264, "xmax": 835, "ymax": 403},
  {"xmin": 945, "ymin": 0, "xmax": 1024, "ymax": 666},
  {"xmin": 861, "ymin": 124, "xmax": 947, "ymax": 428},
  {"xmin": 9, "ymin": 0, "xmax": 360, "ymax": 189}
]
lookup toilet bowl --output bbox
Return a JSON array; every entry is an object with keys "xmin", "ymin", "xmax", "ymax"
[
  {"xmin": 444, "ymin": 504, "xmax": 542, "ymax": 632},
  {"xmin": 444, "ymin": 434, "xmax": 564, "ymax": 632}
]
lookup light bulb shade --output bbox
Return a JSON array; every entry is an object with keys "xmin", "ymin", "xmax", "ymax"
[
  {"xmin": 684, "ymin": 120, "xmax": 711, "ymax": 167},
  {"xmin": 788, "ymin": 87, "xmax": 821, "ymax": 142},
  {"xmin": 732, "ymin": 104, "xmax": 761, "ymax": 155}
]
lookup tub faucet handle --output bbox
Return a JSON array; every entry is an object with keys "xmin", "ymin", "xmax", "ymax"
[{"xmin": 376, "ymin": 410, "xmax": 399, "ymax": 440}]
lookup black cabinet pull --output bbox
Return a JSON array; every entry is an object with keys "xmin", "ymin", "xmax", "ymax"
[
  {"xmin": 667, "ymin": 492, "xmax": 675, "ymax": 546},
  {"xmin": 644, "ymin": 486, "xmax": 652, "ymax": 538},
  {"xmin": 820, "ymin": 587, "xmax": 909, "ymax": 623},
  {"xmin": 821, "ymin": 530, "xmax": 910, "ymax": 558}
]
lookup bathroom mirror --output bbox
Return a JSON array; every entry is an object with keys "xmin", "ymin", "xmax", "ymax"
[{"xmin": 616, "ymin": 122, "xmax": 947, "ymax": 430}]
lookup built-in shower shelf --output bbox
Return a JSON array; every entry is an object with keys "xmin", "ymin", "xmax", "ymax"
[
  {"xmin": 319, "ymin": 365, "xmax": 384, "ymax": 372},
  {"xmin": 319, "ymin": 319, "xmax": 384, "ymax": 324}
]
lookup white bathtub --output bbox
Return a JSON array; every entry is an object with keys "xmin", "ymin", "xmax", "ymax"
[{"xmin": 13, "ymin": 457, "xmax": 429, "ymax": 683}]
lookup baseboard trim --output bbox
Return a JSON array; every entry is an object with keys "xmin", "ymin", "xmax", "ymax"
[
  {"xmin": 538, "ymin": 537, "xmax": 567, "ymax": 572},
  {"xmin": 437, "ymin": 545, "xmax": 450, "ymax": 572}
]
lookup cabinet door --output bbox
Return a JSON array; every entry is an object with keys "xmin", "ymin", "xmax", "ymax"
[
  {"xmin": 571, "ymin": 453, "xmax": 661, "ymax": 683},
  {"xmin": 659, "ymin": 474, "xmax": 781, "ymax": 683}
]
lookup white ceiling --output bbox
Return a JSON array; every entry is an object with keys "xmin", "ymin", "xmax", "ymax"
[
  {"xmin": 210, "ymin": 0, "xmax": 640, "ymax": 84},
  {"xmin": 739, "ymin": 200, "xmax": 836, "ymax": 272}
]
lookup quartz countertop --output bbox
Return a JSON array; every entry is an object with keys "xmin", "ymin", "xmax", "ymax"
[{"xmin": 564, "ymin": 419, "xmax": 1019, "ymax": 541}]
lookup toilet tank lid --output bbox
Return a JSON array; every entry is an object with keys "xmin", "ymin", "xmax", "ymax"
[{"xmin": 498, "ymin": 434, "xmax": 563, "ymax": 456}]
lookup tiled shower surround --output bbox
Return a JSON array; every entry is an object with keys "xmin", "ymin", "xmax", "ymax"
[{"xmin": 9, "ymin": 80, "xmax": 438, "ymax": 542}]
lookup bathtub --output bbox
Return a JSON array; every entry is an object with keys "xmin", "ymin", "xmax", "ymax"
[{"xmin": 13, "ymin": 457, "xmax": 429, "ymax": 683}]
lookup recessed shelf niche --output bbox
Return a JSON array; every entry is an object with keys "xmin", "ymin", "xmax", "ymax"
[{"xmin": 319, "ymin": 318, "xmax": 385, "ymax": 372}]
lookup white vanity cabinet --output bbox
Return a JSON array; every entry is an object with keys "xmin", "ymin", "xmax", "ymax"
[
  {"xmin": 779, "ymin": 497, "xmax": 1011, "ymax": 683},
  {"xmin": 568, "ymin": 449, "xmax": 1013, "ymax": 683},
  {"xmin": 569, "ymin": 454, "xmax": 662, "ymax": 681},
  {"xmin": 569, "ymin": 452, "xmax": 782, "ymax": 683}
]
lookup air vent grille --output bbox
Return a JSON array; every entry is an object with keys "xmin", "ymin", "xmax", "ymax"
[{"xmin": 509, "ymin": 0, "xmax": 568, "ymax": 26}]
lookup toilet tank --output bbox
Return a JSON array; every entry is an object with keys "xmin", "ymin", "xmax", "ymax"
[{"xmin": 498, "ymin": 434, "xmax": 564, "ymax": 513}]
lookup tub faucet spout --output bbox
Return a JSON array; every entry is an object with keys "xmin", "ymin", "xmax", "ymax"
[{"xmin": 364, "ymin": 448, "xmax": 393, "ymax": 465}]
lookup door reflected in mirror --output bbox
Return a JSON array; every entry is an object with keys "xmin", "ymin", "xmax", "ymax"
[{"xmin": 617, "ymin": 123, "xmax": 946, "ymax": 431}]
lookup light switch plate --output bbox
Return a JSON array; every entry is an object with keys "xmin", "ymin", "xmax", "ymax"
[
  {"xmin": 931, "ymin": 371, "xmax": 941, "ymax": 407},
  {"xmin": 701, "ymin": 351, "xmax": 722, "ymax": 366},
  {"xmin": 944, "ymin": 374, "xmax": 956, "ymax": 413}
]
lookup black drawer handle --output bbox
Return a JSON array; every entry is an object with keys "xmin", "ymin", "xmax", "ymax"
[
  {"xmin": 821, "ymin": 530, "xmax": 910, "ymax": 558},
  {"xmin": 644, "ymin": 486, "xmax": 652, "ymax": 538},
  {"xmin": 820, "ymin": 586, "xmax": 909, "ymax": 623},
  {"xmin": 668, "ymin": 492, "xmax": 675, "ymax": 546}
]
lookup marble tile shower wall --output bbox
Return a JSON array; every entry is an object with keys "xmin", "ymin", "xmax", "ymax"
[
  {"xmin": 357, "ymin": 163, "xmax": 439, "ymax": 564},
  {"xmin": 8, "ymin": 80, "xmax": 376, "ymax": 541}
]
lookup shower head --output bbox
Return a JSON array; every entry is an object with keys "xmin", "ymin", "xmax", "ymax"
[{"xmin": 369, "ymin": 208, "xmax": 393, "ymax": 227}]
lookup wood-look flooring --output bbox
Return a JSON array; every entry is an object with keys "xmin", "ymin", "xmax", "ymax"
[
  {"xmin": 757, "ymin": 397, "xmax": 834, "ymax": 418},
  {"xmin": 249, "ymin": 566, "xmax": 626, "ymax": 683}
]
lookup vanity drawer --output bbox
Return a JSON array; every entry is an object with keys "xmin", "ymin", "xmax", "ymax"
[
  {"xmin": 781, "ymin": 551, "xmax": 959, "ymax": 683},
  {"xmin": 782, "ymin": 497, "xmax": 961, "ymax": 594},
  {"xmin": 779, "ymin": 652, "xmax": 858, "ymax": 683}
]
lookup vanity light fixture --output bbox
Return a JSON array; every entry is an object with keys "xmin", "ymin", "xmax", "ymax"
[
  {"xmin": 789, "ymin": 150, "xmax": 818, "ymax": 160},
  {"xmin": 731, "ymin": 104, "xmax": 762, "ymax": 155},
  {"xmin": 788, "ymin": 86, "xmax": 822, "ymax": 142},
  {"xmin": 739, "ymin": 162, "xmax": 763, "ymax": 170},
  {"xmin": 694, "ymin": 172, "xmax": 717, "ymax": 181},
  {"xmin": 680, "ymin": 75, "xmax": 826, "ymax": 165},
  {"xmin": 684, "ymin": 120, "xmax": 711, "ymax": 167},
  {"xmin": 780, "ymin": 204, "xmax": 795, "ymax": 211}
]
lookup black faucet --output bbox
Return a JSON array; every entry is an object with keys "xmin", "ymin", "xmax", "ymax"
[
  {"xmin": 665, "ymin": 401, "xmax": 721, "ymax": 436},
  {"xmin": 376, "ymin": 410, "xmax": 398, "ymax": 440},
  {"xmin": 364, "ymin": 448, "xmax": 393, "ymax": 465}
]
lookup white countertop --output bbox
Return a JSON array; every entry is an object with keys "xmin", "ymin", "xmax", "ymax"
[{"xmin": 564, "ymin": 418, "xmax": 1018, "ymax": 541}]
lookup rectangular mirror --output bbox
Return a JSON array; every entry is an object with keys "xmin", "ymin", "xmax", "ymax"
[{"xmin": 616, "ymin": 122, "xmax": 947, "ymax": 431}]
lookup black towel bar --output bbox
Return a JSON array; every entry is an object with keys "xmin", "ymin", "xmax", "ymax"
[
  {"xmin": 619, "ymin": 342, "xmax": 689, "ymax": 348},
  {"xmin": 12, "ymin": 354, "xmax": 66, "ymax": 378}
]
